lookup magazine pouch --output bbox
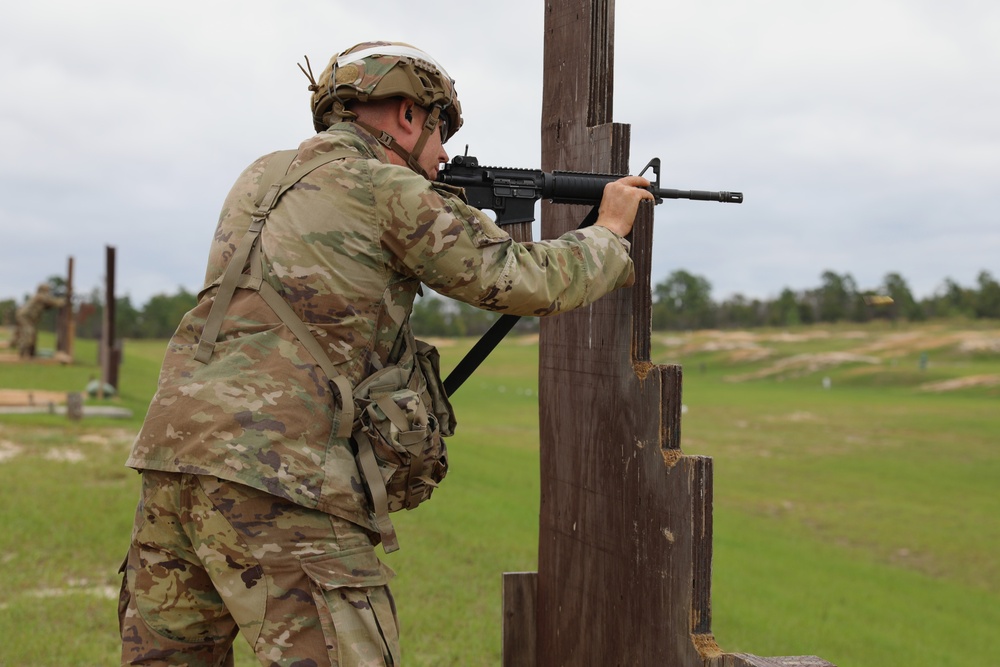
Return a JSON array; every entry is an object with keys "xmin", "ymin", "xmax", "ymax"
[{"xmin": 352, "ymin": 329, "xmax": 454, "ymax": 552}]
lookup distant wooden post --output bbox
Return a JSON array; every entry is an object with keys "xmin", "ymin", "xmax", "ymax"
[
  {"xmin": 57, "ymin": 256, "xmax": 75, "ymax": 358},
  {"xmin": 100, "ymin": 245, "xmax": 119, "ymax": 396},
  {"xmin": 500, "ymin": 2, "xmax": 834, "ymax": 665},
  {"xmin": 66, "ymin": 391, "xmax": 84, "ymax": 421}
]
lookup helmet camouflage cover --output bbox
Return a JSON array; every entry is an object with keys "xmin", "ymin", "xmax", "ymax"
[{"xmin": 309, "ymin": 41, "xmax": 463, "ymax": 139}]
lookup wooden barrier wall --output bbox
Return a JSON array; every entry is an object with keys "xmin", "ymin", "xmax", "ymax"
[{"xmin": 501, "ymin": 2, "xmax": 834, "ymax": 665}]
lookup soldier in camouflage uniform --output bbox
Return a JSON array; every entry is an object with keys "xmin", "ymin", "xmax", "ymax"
[
  {"xmin": 15, "ymin": 282, "xmax": 65, "ymax": 358},
  {"xmin": 119, "ymin": 41, "xmax": 652, "ymax": 666}
]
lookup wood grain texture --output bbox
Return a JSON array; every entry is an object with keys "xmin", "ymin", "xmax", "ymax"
[
  {"xmin": 539, "ymin": 2, "xmax": 709, "ymax": 662},
  {"xmin": 516, "ymin": 1, "xmax": 836, "ymax": 665},
  {"xmin": 502, "ymin": 572, "xmax": 538, "ymax": 667}
]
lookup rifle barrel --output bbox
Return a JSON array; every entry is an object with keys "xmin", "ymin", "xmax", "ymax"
[
  {"xmin": 656, "ymin": 188, "xmax": 743, "ymax": 203},
  {"xmin": 437, "ymin": 158, "xmax": 743, "ymax": 206}
]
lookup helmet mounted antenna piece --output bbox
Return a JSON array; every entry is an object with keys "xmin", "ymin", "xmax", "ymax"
[{"xmin": 303, "ymin": 41, "xmax": 463, "ymax": 179}]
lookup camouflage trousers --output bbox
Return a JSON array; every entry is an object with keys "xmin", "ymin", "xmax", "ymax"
[
  {"xmin": 118, "ymin": 471, "xmax": 400, "ymax": 666},
  {"xmin": 13, "ymin": 316, "xmax": 36, "ymax": 357}
]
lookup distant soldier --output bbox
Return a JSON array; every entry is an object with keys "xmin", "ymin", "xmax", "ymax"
[{"xmin": 15, "ymin": 283, "xmax": 65, "ymax": 358}]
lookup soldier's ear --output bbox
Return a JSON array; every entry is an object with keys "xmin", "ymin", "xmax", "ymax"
[{"xmin": 396, "ymin": 100, "xmax": 418, "ymax": 136}]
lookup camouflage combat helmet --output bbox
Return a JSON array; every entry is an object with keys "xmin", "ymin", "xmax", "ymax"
[{"xmin": 303, "ymin": 41, "xmax": 463, "ymax": 178}]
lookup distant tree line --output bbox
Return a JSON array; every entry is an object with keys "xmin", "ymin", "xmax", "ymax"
[
  {"xmin": 75, "ymin": 288, "xmax": 198, "ymax": 339},
  {"xmin": 408, "ymin": 295, "xmax": 527, "ymax": 337},
  {"xmin": 0, "ymin": 283, "xmax": 200, "ymax": 340},
  {"xmin": 3, "ymin": 268, "xmax": 996, "ymax": 340},
  {"xmin": 405, "ymin": 268, "xmax": 1000, "ymax": 334},
  {"xmin": 2, "ymin": 284, "xmax": 517, "ymax": 340},
  {"xmin": 653, "ymin": 269, "xmax": 1000, "ymax": 330}
]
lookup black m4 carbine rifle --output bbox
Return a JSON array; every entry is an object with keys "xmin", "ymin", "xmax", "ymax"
[
  {"xmin": 438, "ymin": 153, "xmax": 742, "ymax": 226},
  {"xmin": 436, "ymin": 153, "xmax": 743, "ymax": 395}
]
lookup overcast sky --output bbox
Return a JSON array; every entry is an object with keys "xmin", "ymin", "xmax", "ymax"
[{"xmin": 2, "ymin": 0, "xmax": 997, "ymax": 308}]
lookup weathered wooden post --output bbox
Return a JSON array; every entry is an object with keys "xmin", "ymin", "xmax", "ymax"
[
  {"xmin": 57, "ymin": 255, "xmax": 75, "ymax": 359},
  {"xmin": 100, "ymin": 245, "xmax": 120, "ymax": 396},
  {"xmin": 501, "ymin": 2, "xmax": 834, "ymax": 665},
  {"xmin": 66, "ymin": 391, "xmax": 84, "ymax": 421}
]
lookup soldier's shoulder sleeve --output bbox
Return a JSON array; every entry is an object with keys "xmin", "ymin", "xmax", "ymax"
[
  {"xmin": 371, "ymin": 165, "xmax": 511, "ymax": 282},
  {"xmin": 371, "ymin": 165, "xmax": 634, "ymax": 315}
]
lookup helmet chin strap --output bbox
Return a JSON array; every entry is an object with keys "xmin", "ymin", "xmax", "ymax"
[
  {"xmin": 350, "ymin": 105, "xmax": 443, "ymax": 181},
  {"xmin": 409, "ymin": 105, "xmax": 442, "ymax": 169}
]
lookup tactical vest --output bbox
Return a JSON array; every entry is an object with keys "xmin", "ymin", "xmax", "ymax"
[{"xmin": 194, "ymin": 148, "xmax": 454, "ymax": 552}]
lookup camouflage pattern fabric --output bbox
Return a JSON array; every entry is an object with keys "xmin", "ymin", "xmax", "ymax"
[
  {"xmin": 15, "ymin": 286, "xmax": 65, "ymax": 357},
  {"xmin": 119, "ymin": 470, "xmax": 398, "ymax": 666},
  {"xmin": 126, "ymin": 121, "xmax": 634, "ymax": 534},
  {"xmin": 311, "ymin": 41, "xmax": 463, "ymax": 138}
]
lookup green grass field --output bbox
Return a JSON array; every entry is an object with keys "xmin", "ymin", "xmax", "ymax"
[{"xmin": 0, "ymin": 321, "xmax": 997, "ymax": 666}]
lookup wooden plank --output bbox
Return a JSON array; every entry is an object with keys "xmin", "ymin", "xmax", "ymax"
[
  {"xmin": 502, "ymin": 572, "xmax": 538, "ymax": 667},
  {"xmin": 725, "ymin": 655, "xmax": 837, "ymax": 667}
]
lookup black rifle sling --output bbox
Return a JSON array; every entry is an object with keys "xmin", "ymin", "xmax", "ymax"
[
  {"xmin": 442, "ymin": 204, "xmax": 603, "ymax": 396},
  {"xmin": 442, "ymin": 313, "xmax": 520, "ymax": 396}
]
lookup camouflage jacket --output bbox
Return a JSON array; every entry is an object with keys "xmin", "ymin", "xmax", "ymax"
[
  {"xmin": 17, "ymin": 292, "xmax": 65, "ymax": 321},
  {"xmin": 127, "ymin": 123, "xmax": 634, "ymax": 531}
]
